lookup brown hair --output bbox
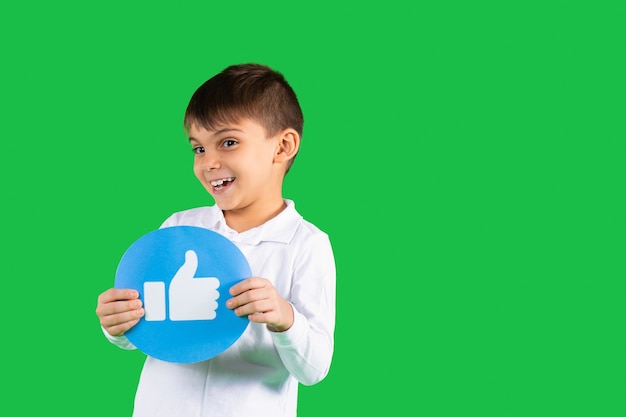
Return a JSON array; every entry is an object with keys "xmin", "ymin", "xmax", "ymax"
[{"xmin": 184, "ymin": 63, "xmax": 304, "ymax": 171}]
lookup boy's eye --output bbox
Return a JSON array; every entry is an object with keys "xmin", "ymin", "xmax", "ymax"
[
  {"xmin": 192, "ymin": 146, "xmax": 205, "ymax": 154},
  {"xmin": 222, "ymin": 139, "xmax": 237, "ymax": 148}
]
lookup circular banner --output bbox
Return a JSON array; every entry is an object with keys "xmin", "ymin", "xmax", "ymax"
[{"xmin": 114, "ymin": 226, "xmax": 251, "ymax": 363}]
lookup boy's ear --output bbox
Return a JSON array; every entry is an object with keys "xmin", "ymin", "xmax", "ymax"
[{"xmin": 274, "ymin": 129, "xmax": 300, "ymax": 163}]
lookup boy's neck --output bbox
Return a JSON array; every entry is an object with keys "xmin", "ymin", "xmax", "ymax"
[{"xmin": 223, "ymin": 199, "xmax": 287, "ymax": 233}]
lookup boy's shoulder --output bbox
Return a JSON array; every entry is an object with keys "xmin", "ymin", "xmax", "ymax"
[{"xmin": 280, "ymin": 201, "xmax": 330, "ymax": 246}]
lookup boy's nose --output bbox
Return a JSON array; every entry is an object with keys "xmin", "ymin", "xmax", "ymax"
[{"xmin": 201, "ymin": 152, "xmax": 220, "ymax": 171}]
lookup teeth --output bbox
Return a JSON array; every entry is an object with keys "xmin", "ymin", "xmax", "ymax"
[{"xmin": 210, "ymin": 177, "xmax": 234, "ymax": 187}]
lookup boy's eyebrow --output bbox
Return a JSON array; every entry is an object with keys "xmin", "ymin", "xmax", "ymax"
[{"xmin": 188, "ymin": 127, "xmax": 243, "ymax": 142}]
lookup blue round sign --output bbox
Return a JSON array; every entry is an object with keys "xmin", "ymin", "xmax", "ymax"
[{"xmin": 114, "ymin": 226, "xmax": 251, "ymax": 363}]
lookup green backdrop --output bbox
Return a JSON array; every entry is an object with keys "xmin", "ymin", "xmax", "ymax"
[{"xmin": 1, "ymin": 1, "xmax": 623, "ymax": 415}]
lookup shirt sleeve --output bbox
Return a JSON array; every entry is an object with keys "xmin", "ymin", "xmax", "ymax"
[
  {"xmin": 101, "ymin": 326, "xmax": 138, "ymax": 350},
  {"xmin": 270, "ymin": 232, "xmax": 336, "ymax": 386}
]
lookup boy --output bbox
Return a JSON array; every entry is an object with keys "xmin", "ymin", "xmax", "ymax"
[{"xmin": 95, "ymin": 63, "xmax": 336, "ymax": 417}]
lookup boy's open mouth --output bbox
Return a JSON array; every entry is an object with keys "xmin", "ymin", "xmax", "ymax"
[{"xmin": 210, "ymin": 177, "xmax": 235, "ymax": 191}]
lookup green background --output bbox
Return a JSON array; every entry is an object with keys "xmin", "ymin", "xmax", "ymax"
[{"xmin": 1, "ymin": 1, "xmax": 623, "ymax": 415}]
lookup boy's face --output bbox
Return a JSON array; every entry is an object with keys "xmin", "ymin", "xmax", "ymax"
[{"xmin": 188, "ymin": 118, "xmax": 287, "ymax": 220}]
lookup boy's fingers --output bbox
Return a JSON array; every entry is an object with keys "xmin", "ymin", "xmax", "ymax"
[
  {"xmin": 98, "ymin": 288, "xmax": 139, "ymax": 304},
  {"xmin": 97, "ymin": 299, "xmax": 143, "ymax": 319},
  {"xmin": 105, "ymin": 318, "xmax": 141, "ymax": 337},
  {"xmin": 229, "ymin": 277, "xmax": 267, "ymax": 296},
  {"xmin": 101, "ymin": 308, "xmax": 144, "ymax": 328}
]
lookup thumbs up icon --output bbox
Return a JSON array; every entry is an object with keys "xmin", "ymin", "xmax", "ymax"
[
  {"xmin": 143, "ymin": 250, "xmax": 220, "ymax": 322},
  {"xmin": 115, "ymin": 226, "xmax": 252, "ymax": 363}
]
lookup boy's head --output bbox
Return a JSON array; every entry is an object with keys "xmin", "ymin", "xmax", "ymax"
[{"xmin": 184, "ymin": 63, "xmax": 304, "ymax": 172}]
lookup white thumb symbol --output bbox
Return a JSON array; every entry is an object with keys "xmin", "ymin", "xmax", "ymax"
[{"xmin": 169, "ymin": 250, "xmax": 220, "ymax": 321}]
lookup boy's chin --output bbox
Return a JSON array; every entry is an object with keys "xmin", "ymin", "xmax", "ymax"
[{"xmin": 212, "ymin": 199, "xmax": 236, "ymax": 211}]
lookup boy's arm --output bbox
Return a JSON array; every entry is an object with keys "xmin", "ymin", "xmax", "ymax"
[{"xmin": 271, "ymin": 233, "xmax": 336, "ymax": 386}]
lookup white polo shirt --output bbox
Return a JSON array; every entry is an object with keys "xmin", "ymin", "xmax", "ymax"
[{"xmin": 105, "ymin": 200, "xmax": 336, "ymax": 417}]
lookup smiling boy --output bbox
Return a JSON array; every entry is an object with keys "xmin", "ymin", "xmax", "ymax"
[
  {"xmin": 189, "ymin": 119, "xmax": 296, "ymax": 236},
  {"xmin": 96, "ymin": 63, "xmax": 336, "ymax": 416}
]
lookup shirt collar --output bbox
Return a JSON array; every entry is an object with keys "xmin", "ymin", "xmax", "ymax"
[{"xmin": 212, "ymin": 200, "xmax": 302, "ymax": 245}]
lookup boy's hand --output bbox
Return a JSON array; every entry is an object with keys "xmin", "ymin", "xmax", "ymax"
[
  {"xmin": 227, "ymin": 278, "xmax": 294, "ymax": 332},
  {"xmin": 96, "ymin": 288, "xmax": 145, "ymax": 336}
]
